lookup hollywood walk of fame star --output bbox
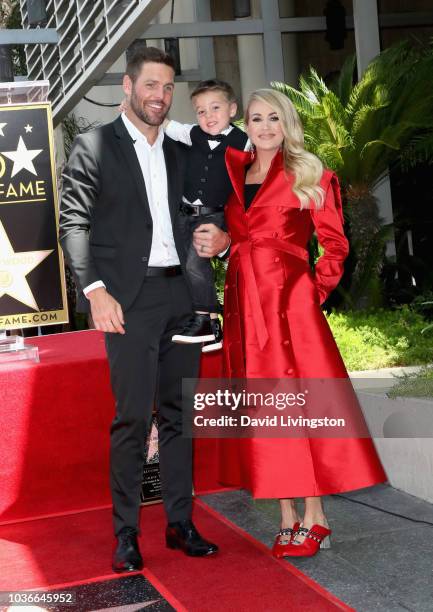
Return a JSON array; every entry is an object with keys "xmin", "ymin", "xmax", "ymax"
[
  {"xmin": 0, "ymin": 123, "xmax": 6, "ymax": 136},
  {"xmin": 24, "ymin": 124, "xmax": 33, "ymax": 133},
  {"xmin": 2, "ymin": 136, "xmax": 43, "ymax": 178},
  {"xmin": 93, "ymin": 602, "xmax": 161, "ymax": 611},
  {"xmin": 0, "ymin": 220, "xmax": 53, "ymax": 311}
]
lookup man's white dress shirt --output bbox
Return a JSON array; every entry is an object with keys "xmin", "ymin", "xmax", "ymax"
[{"xmin": 84, "ymin": 113, "xmax": 179, "ymax": 296}]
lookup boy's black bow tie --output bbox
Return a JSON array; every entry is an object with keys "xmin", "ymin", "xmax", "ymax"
[{"xmin": 208, "ymin": 133, "xmax": 226, "ymax": 142}]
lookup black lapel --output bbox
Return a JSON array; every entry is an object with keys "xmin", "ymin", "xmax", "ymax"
[
  {"xmin": 163, "ymin": 135, "xmax": 181, "ymax": 225},
  {"xmin": 112, "ymin": 116, "xmax": 151, "ymax": 217}
]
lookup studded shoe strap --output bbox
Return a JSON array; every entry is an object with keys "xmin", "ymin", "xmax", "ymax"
[
  {"xmin": 277, "ymin": 527, "xmax": 295, "ymax": 537},
  {"xmin": 296, "ymin": 527, "xmax": 326, "ymax": 544},
  {"xmin": 276, "ymin": 526, "xmax": 296, "ymax": 545}
]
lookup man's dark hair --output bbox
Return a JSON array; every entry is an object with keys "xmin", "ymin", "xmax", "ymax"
[
  {"xmin": 125, "ymin": 44, "xmax": 176, "ymax": 82},
  {"xmin": 191, "ymin": 79, "xmax": 236, "ymax": 103}
]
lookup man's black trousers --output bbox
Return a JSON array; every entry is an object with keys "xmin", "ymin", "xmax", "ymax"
[{"xmin": 105, "ymin": 274, "xmax": 200, "ymax": 535}]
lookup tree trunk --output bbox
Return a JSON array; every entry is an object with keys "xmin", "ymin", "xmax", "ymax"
[{"xmin": 345, "ymin": 187, "xmax": 389, "ymax": 310}]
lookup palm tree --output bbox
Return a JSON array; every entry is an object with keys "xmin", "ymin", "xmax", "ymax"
[{"xmin": 273, "ymin": 40, "xmax": 433, "ymax": 309}]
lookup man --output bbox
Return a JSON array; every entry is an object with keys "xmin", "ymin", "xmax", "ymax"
[{"xmin": 59, "ymin": 46, "xmax": 229, "ymax": 572}]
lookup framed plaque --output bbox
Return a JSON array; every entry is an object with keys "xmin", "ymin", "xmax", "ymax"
[
  {"xmin": 0, "ymin": 94, "xmax": 68, "ymax": 330},
  {"xmin": 140, "ymin": 417, "xmax": 162, "ymax": 505}
]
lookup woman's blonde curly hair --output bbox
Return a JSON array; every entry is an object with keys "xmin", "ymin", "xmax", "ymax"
[{"xmin": 245, "ymin": 88, "xmax": 324, "ymax": 209}]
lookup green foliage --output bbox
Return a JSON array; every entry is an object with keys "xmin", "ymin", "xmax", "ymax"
[
  {"xmin": 272, "ymin": 40, "xmax": 433, "ymax": 189},
  {"xmin": 211, "ymin": 257, "xmax": 227, "ymax": 306},
  {"xmin": 326, "ymin": 307, "xmax": 433, "ymax": 371},
  {"xmin": 1, "ymin": 0, "xmax": 27, "ymax": 76},
  {"xmin": 62, "ymin": 114, "xmax": 100, "ymax": 158},
  {"xmin": 348, "ymin": 220, "xmax": 393, "ymax": 309},
  {"xmin": 0, "ymin": 1, "xmax": 14, "ymax": 25},
  {"xmin": 388, "ymin": 366, "xmax": 433, "ymax": 399},
  {"xmin": 9, "ymin": 3, "xmax": 26, "ymax": 76},
  {"xmin": 411, "ymin": 291, "xmax": 433, "ymax": 320},
  {"xmin": 272, "ymin": 40, "xmax": 433, "ymax": 309},
  {"xmin": 400, "ymin": 131, "xmax": 433, "ymax": 169},
  {"xmin": 334, "ymin": 54, "xmax": 356, "ymax": 108}
]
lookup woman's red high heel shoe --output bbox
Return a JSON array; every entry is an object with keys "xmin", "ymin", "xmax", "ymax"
[
  {"xmin": 272, "ymin": 522, "xmax": 300, "ymax": 558},
  {"xmin": 282, "ymin": 523, "xmax": 332, "ymax": 557}
]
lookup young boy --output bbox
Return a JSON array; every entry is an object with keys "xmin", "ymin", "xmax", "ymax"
[{"xmin": 166, "ymin": 79, "xmax": 249, "ymax": 352}]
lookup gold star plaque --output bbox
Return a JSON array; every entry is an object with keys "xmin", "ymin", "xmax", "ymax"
[
  {"xmin": 0, "ymin": 220, "xmax": 53, "ymax": 311},
  {"xmin": 0, "ymin": 102, "xmax": 68, "ymax": 330}
]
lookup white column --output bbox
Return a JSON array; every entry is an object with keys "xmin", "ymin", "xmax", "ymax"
[
  {"xmin": 353, "ymin": 0, "xmax": 381, "ymax": 74},
  {"xmin": 260, "ymin": 0, "xmax": 285, "ymax": 84},
  {"xmin": 236, "ymin": 0, "xmax": 266, "ymax": 108},
  {"xmin": 195, "ymin": 0, "xmax": 216, "ymax": 79},
  {"xmin": 278, "ymin": 0, "xmax": 298, "ymax": 86},
  {"xmin": 353, "ymin": 0, "xmax": 395, "ymax": 257},
  {"xmin": 150, "ymin": 0, "xmax": 199, "ymax": 122}
]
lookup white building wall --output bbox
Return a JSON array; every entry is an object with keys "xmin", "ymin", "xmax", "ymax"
[{"xmin": 236, "ymin": 0, "xmax": 267, "ymax": 107}]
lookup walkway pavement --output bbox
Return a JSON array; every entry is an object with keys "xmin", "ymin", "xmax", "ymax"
[{"xmin": 200, "ymin": 484, "xmax": 433, "ymax": 612}]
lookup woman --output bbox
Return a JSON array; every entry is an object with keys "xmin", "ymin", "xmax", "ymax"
[{"xmin": 219, "ymin": 89, "xmax": 386, "ymax": 557}]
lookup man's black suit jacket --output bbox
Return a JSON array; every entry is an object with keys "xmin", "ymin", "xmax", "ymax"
[{"xmin": 59, "ymin": 116, "xmax": 188, "ymax": 312}]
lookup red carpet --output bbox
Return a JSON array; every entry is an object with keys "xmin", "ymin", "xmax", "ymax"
[
  {"xmin": 0, "ymin": 500, "xmax": 351, "ymax": 611},
  {"xmin": 194, "ymin": 439, "xmax": 237, "ymax": 495},
  {"xmin": 193, "ymin": 352, "xmax": 238, "ymax": 496},
  {"xmin": 0, "ymin": 331, "xmax": 352, "ymax": 610},
  {"xmin": 0, "ymin": 331, "xmax": 226, "ymax": 524}
]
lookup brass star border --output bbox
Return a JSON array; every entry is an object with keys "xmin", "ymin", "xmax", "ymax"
[{"xmin": 0, "ymin": 103, "xmax": 68, "ymax": 330}]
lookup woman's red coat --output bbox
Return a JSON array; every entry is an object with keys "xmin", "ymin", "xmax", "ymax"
[{"xmin": 219, "ymin": 148, "xmax": 386, "ymax": 497}]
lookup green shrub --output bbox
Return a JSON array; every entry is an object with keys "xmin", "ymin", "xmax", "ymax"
[
  {"xmin": 326, "ymin": 306, "xmax": 433, "ymax": 370},
  {"xmin": 388, "ymin": 366, "xmax": 433, "ymax": 399}
]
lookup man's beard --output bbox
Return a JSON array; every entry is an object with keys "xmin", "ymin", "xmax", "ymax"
[{"xmin": 130, "ymin": 88, "xmax": 169, "ymax": 126}]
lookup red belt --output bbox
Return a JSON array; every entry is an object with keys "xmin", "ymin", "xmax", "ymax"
[{"xmin": 230, "ymin": 238, "xmax": 309, "ymax": 350}]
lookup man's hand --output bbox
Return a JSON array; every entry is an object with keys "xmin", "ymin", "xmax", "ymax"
[
  {"xmin": 87, "ymin": 287, "xmax": 125, "ymax": 334},
  {"xmin": 193, "ymin": 223, "xmax": 230, "ymax": 258}
]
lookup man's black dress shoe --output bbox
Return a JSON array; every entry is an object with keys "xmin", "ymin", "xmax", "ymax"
[
  {"xmin": 112, "ymin": 527, "xmax": 143, "ymax": 573},
  {"xmin": 166, "ymin": 519, "xmax": 219, "ymax": 556}
]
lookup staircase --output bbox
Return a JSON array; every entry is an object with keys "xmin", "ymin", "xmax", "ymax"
[{"xmin": 19, "ymin": 0, "xmax": 169, "ymax": 125}]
